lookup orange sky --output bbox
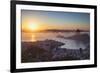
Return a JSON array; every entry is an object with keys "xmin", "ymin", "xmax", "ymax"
[{"xmin": 21, "ymin": 10, "xmax": 90, "ymax": 32}]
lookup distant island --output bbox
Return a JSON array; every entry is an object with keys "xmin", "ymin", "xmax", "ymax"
[{"xmin": 22, "ymin": 29, "xmax": 90, "ymax": 33}]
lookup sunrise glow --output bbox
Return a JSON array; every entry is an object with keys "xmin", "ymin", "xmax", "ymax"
[
  {"xmin": 28, "ymin": 23, "xmax": 39, "ymax": 31},
  {"xmin": 22, "ymin": 10, "xmax": 90, "ymax": 32}
]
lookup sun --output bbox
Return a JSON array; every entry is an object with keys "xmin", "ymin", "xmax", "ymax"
[{"xmin": 28, "ymin": 23, "xmax": 38, "ymax": 31}]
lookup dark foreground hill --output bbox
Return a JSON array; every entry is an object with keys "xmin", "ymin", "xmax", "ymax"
[{"xmin": 21, "ymin": 39, "xmax": 90, "ymax": 63}]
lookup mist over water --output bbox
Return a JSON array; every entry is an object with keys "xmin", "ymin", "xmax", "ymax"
[{"xmin": 22, "ymin": 32, "xmax": 90, "ymax": 50}]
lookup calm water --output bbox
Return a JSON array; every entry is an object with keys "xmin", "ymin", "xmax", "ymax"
[{"xmin": 22, "ymin": 32, "xmax": 90, "ymax": 49}]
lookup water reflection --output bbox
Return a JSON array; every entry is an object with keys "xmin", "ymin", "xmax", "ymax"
[
  {"xmin": 22, "ymin": 32, "xmax": 89, "ymax": 49},
  {"xmin": 31, "ymin": 34, "xmax": 36, "ymax": 42}
]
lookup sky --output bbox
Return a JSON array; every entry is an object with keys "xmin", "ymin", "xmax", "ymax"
[{"xmin": 21, "ymin": 10, "xmax": 90, "ymax": 31}]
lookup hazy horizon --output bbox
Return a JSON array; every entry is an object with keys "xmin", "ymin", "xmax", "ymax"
[{"xmin": 21, "ymin": 10, "xmax": 90, "ymax": 32}]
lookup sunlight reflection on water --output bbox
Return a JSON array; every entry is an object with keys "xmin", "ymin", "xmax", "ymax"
[{"xmin": 22, "ymin": 32, "xmax": 89, "ymax": 49}]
